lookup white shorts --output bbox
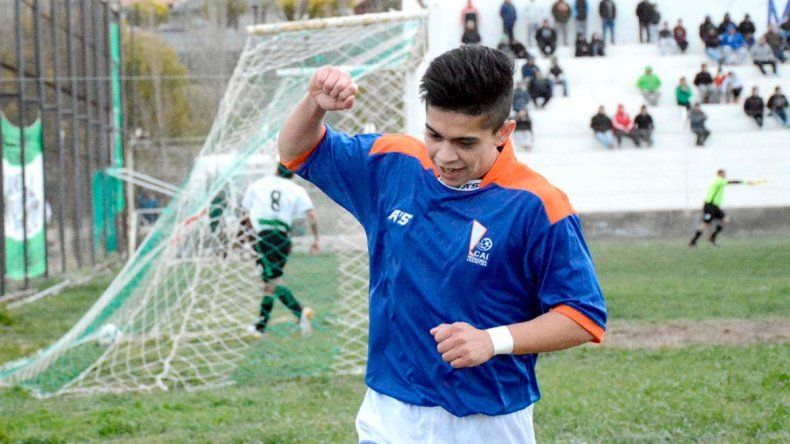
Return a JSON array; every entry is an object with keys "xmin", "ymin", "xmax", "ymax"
[{"xmin": 355, "ymin": 388, "xmax": 536, "ymax": 444}]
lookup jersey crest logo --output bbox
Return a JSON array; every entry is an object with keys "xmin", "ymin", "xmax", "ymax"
[
  {"xmin": 467, "ymin": 220, "xmax": 493, "ymax": 267},
  {"xmin": 387, "ymin": 209, "xmax": 413, "ymax": 226}
]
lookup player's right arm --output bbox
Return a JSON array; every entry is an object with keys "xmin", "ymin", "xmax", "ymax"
[{"xmin": 278, "ymin": 66, "xmax": 358, "ymax": 166}]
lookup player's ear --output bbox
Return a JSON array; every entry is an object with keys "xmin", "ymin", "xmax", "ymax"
[{"xmin": 495, "ymin": 120, "xmax": 516, "ymax": 147}]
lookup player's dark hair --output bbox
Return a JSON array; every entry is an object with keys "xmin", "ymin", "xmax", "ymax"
[
  {"xmin": 419, "ymin": 45, "xmax": 514, "ymax": 131},
  {"xmin": 276, "ymin": 163, "xmax": 294, "ymax": 179}
]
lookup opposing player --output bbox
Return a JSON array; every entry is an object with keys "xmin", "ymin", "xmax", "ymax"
[
  {"xmin": 243, "ymin": 164, "xmax": 320, "ymax": 338},
  {"xmin": 689, "ymin": 169, "xmax": 758, "ymax": 248},
  {"xmin": 278, "ymin": 46, "xmax": 606, "ymax": 442}
]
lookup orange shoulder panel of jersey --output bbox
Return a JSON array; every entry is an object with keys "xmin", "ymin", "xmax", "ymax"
[
  {"xmin": 482, "ymin": 141, "xmax": 575, "ymax": 225},
  {"xmin": 551, "ymin": 304, "xmax": 605, "ymax": 343},
  {"xmin": 282, "ymin": 125, "xmax": 328, "ymax": 172},
  {"xmin": 369, "ymin": 134, "xmax": 436, "ymax": 172}
]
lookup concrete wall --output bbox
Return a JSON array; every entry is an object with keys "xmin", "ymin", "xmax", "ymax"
[{"xmin": 581, "ymin": 206, "xmax": 790, "ymax": 239}]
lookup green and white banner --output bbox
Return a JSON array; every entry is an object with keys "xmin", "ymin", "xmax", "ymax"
[{"xmin": 2, "ymin": 114, "xmax": 46, "ymax": 279}]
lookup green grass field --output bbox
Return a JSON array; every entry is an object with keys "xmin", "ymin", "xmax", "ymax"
[{"xmin": 1, "ymin": 237, "xmax": 788, "ymax": 443}]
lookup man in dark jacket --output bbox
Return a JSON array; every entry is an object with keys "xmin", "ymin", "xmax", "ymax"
[
  {"xmin": 699, "ymin": 16, "xmax": 716, "ymax": 41},
  {"xmin": 634, "ymin": 105, "xmax": 654, "ymax": 146},
  {"xmin": 528, "ymin": 71, "xmax": 553, "ymax": 108},
  {"xmin": 718, "ymin": 13, "xmax": 735, "ymax": 36},
  {"xmin": 674, "ymin": 19, "xmax": 689, "ymax": 52},
  {"xmin": 500, "ymin": 0, "xmax": 517, "ymax": 42},
  {"xmin": 688, "ymin": 103, "xmax": 710, "ymax": 146},
  {"xmin": 536, "ymin": 20, "xmax": 559, "ymax": 56},
  {"xmin": 590, "ymin": 105, "xmax": 615, "ymax": 148},
  {"xmin": 575, "ymin": 33, "xmax": 591, "ymax": 56},
  {"xmin": 693, "ymin": 64, "xmax": 715, "ymax": 103},
  {"xmin": 767, "ymin": 86, "xmax": 789, "ymax": 127},
  {"xmin": 575, "ymin": 0, "xmax": 588, "ymax": 38},
  {"xmin": 763, "ymin": 25, "xmax": 787, "ymax": 62},
  {"xmin": 738, "ymin": 14, "xmax": 756, "ymax": 46},
  {"xmin": 743, "ymin": 87, "xmax": 765, "ymax": 127},
  {"xmin": 552, "ymin": 0, "xmax": 573, "ymax": 45},
  {"xmin": 636, "ymin": 0, "xmax": 654, "ymax": 43},
  {"xmin": 599, "ymin": 0, "xmax": 616, "ymax": 44}
]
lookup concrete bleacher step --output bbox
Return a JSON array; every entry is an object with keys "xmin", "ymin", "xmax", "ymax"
[{"xmin": 506, "ymin": 43, "xmax": 789, "ymax": 212}]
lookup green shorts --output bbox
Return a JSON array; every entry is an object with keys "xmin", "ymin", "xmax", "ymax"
[{"xmin": 254, "ymin": 229, "xmax": 292, "ymax": 282}]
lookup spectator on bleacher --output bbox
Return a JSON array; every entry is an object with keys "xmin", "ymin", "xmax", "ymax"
[
  {"xmin": 781, "ymin": 18, "xmax": 790, "ymax": 47},
  {"xmin": 673, "ymin": 20, "xmax": 689, "ymax": 53},
  {"xmin": 461, "ymin": 20, "xmax": 482, "ymax": 45},
  {"xmin": 598, "ymin": 0, "xmax": 616, "ymax": 44},
  {"xmin": 703, "ymin": 28, "xmax": 724, "ymax": 65},
  {"xmin": 536, "ymin": 20, "xmax": 559, "ymax": 56},
  {"xmin": 637, "ymin": 66, "xmax": 661, "ymax": 106},
  {"xmin": 699, "ymin": 16, "xmax": 716, "ymax": 41},
  {"xmin": 549, "ymin": 56, "xmax": 569, "ymax": 96},
  {"xmin": 694, "ymin": 64, "xmax": 715, "ymax": 103},
  {"xmin": 676, "ymin": 77, "xmax": 693, "ymax": 110},
  {"xmin": 513, "ymin": 109, "xmax": 535, "ymax": 150},
  {"xmin": 524, "ymin": 0, "xmax": 542, "ymax": 46},
  {"xmin": 767, "ymin": 86, "xmax": 790, "ymax": 127},
  {"xmin": 613, "ymin": 104, "xmax": 642, "ymax": 147},
  {"xmin": 575, "ymin": 33, "xmax": 592, "ymax": 56},
  {"xmin": 574, "ymin": 0, "xmax": 589, "ymax": 38},
  {"xmin": 552, "ymin": 0, "xmax": 573, "ymax": 46},
  {"xmin": 500, "ymin": 0, "xmax": 517, "ymax": 42},
  {"xmin": 590, "ymin": 105, "xmax": 615, "ymax": 148},
  {"xmin": 635, "ymin": 1, "xmax": 652, "ymax": 43},
  {"xmin": 529, "ymin": 71, "xmax": 554, "ymax": 108},
  {"xmin": 658, "ymin": 21, "xmax": 677, "ymax": 55},
  {"xmin": 688, "ymin": 103, "xmax": 711, "ymax": 146},
  {"xmin": 719, "ymin": 26, "xmax": 748, "ymax": 65},
  {"xmin": 738, "ymin": 14, "xmax": 756, "ymax": 47},
  {"xmin": 713, "ymin": 68, "xmax": 727, "ymax": 102},
  {"xmin": 590, "ymin": 32, "xmax": 606, "ymax": 56},
  {"xmin": 497, "ymin": 35, "xmax": 517, "ymax": 58},
  {"xmin": 751, "ymin": 37, "xmax": 778, "ymax": 76},
  {"xmin": 717, "ymin": 13, "xmax": 735, "ymax": 36},
  {"xmin": 460, "ymin": 0, "xmax": 479, "ymax": 31},
  {"xmin": 510, "ymin": 38, "xmax": 532, "ymax": 60},
  {"xmin": 521, "ymin": 58, "xmax": 540, "ymax": 81},
  {"xmin": 763, "ymin": 25, "xmax": 787, "ymax": 62},
  {"xmin": 744, "ymin": 87, "xmax": 765, "ymax": 127},
  {"xmin": 634, "ymin": 105, "xmax": 654, "ymax": 146},
  {"xmin": 724, "ymin": 71, "xmax": 743, "ymax": 103},
  {"xmin": 513, "ymin": 80, "xmax": 531, "ymax": 112}
]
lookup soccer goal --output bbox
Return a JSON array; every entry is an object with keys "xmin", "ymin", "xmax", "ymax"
[{"xmin": 0, "ymin": 10, "xmax": 428, "ymax": 398}]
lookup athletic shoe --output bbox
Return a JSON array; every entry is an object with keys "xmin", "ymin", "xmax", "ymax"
[
  {"xmin": 299, "ymin": 308, "xmax": 314, "ymax": 337},
  {"xmin": 246, "ymin": 324, "xmax": 263, "ymax": 340},
  {"xmin": 707, "ymin": 235, "xmax": 719, "ymax": 246}
]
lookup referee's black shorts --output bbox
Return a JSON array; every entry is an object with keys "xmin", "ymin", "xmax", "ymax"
[{"xmin": 702, "ymin": 203, "xmax": 725, "ymax": 223}]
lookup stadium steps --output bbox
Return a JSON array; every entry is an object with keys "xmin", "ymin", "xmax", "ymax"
[{"xmin": 508, "ymin": 44, "xmax": 788, "ymax": 212}]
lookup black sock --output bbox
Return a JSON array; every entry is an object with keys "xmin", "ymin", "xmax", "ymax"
[
  {"xmin": 256, "ymin": 295, "xmax": 275, "ymax": 332},
  {"xmin": 275, "ymin": 285, "xmax": 303, "ymax": 319},
  {"xmin": 710, "ymin": 225, "xmax": 723, "ymax": 241},
  {"xmin": 690, "ymin": 230, "xmax": 703, "ymax": 245}
]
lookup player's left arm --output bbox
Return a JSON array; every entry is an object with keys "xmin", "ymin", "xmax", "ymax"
[
  {"xmin": 432, "ymin": 214, "xmax": 607, "ymax": 369},
  {"xmin": 431, "ymin": 312, "xmax": 592, "ymax": 369}
]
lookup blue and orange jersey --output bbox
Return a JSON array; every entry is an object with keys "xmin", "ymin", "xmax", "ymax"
[{"xmin": 286, "ymin": 125, "xmax": 607, "ymax": 417}]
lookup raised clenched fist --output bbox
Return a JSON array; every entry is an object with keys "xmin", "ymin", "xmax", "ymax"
[{"xmin": 309, "ymin": 66, "xmax": 358, "ymax": 111}]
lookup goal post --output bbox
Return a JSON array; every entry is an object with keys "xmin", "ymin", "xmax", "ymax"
[{"xmin": 0, "ymin": 10, "xmax": 428, "ymax": 398}]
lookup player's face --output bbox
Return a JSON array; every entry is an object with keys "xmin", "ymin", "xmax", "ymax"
[{"xmin": 424, "ymin": 106, "xmax": 514, "ymax": 187}]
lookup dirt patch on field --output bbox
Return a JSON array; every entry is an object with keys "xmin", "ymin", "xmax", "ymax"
[{"xmin": 600, "ymin": 318, "xmax": 790, "ymax": 349}]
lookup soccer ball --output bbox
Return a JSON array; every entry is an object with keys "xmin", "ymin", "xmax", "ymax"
[{"xmin": 97, "ymin": 323, "xmax": 121, "ymax": 347}]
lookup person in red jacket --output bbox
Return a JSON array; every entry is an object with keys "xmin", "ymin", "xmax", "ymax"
[{"xmin": 612, "ymin": 104, "xmax": 642, "ymax": 147}]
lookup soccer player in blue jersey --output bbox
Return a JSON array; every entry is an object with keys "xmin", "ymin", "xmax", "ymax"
[{"xmin": 279, "ymin": 45, "xmax": 607, "ymax": 443}]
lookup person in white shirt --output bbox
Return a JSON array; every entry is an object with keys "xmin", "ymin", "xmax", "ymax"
[
  {"xmin": 242, "ymin": 163, "xmax": 320, "ymax": 338},
  {"xmin": 524, "ymin": 0, "xmax": 543, "ymax": 46}
]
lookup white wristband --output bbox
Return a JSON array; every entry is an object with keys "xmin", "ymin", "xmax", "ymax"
[{"xmin": 486, "ymin": 326, "xmax": 514, "ymax": 355}]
